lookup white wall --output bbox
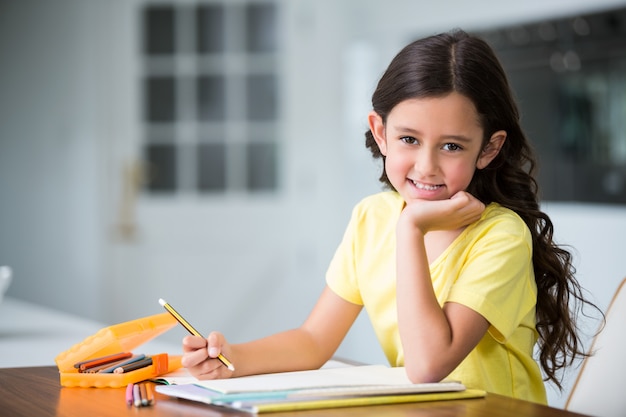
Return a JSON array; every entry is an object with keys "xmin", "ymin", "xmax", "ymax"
[
  {"xmin": 0, "ymin": 0, "xmax": 109, "ymax": 319},
  {"xmin": 1, "ymin": 0, "xmax": 625, "ymax": 409}
]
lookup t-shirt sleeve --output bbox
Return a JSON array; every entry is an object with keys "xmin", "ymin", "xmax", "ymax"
[
  {"xmin": 446, "ymin": 217, "xmax": 537, "ymax": 342},
  {"xmin": 325, "ymin": 204, "xmax": 364, "ymax": 306}
]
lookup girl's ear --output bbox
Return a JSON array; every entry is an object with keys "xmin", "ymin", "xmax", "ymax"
[
  {"xmin": 368, "ymin": 111, "xmax": 387, "ymax": 156},
  {"xmin": 476, "ymin": 130, "xmax": 506, "ymax": 169}
]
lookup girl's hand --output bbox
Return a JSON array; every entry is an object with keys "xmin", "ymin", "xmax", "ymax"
[
  {"xmin": 400, "ymin": 191, "xmax": 485, "ymax": 234},
  {"xmin": 181, "ymin": 331, "xmax": 235, "ymax": 380}
]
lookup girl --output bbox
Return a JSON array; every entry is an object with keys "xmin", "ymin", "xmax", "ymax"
[{"xmin": 181, "ymin": 29, "xmax": 598, "ymax": 404}]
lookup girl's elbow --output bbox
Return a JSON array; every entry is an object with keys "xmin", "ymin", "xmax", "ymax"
[{"xmin": 404, "ymin": 362, "xmax": 447, "ymax": 384}]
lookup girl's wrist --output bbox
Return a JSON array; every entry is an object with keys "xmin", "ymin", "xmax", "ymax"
[{"xmin": 396, "ymin": 214, "xmax": 426, "ymax": 238}]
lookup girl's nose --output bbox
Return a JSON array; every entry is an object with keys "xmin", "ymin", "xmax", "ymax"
[{"xmin": 415, "ymin": 150, "xmax": 438, "ymax": 177}]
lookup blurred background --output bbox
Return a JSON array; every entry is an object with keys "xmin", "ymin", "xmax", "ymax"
[{"xmin": 1, "ymin": 0, "xmax": 625, "ymax": 407}]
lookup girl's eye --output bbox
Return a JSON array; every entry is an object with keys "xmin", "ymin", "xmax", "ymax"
[
  {"xmin": 443, "ymin": 143, "xmax": 462, "ymax": 151},
  {"xmin": 401, "ymin": 136, "xmax": 418, "ymax": 145}
]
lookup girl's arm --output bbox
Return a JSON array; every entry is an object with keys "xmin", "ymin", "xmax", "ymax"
[
  {"xmin": 182, "ymin": 286, "xmax": 361, "ymax": 379},
  {"xmin": 396, "ymin": 192, "xmax": 490, "ymax": 383}
]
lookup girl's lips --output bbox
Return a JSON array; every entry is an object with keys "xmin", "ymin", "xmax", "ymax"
[{"xmin": 411, "ymin": 179, "xmax": 443, "ymax": 191}]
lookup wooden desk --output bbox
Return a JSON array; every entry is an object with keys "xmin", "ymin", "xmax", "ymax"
[{"xmin": 0, "ymin": 366, "xmax": 590, "ymax": 417}]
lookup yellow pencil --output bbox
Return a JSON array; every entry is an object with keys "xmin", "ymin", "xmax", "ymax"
[{"xmin": 158, "ymin": 298, "xmax": 235, "ymax": 371}]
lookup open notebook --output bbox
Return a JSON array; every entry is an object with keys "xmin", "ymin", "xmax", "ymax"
[{"xmin": 155, "ymin": 365, "xmax": 485, "ymax": 413}]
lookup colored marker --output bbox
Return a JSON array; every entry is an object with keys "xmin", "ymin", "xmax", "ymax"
[
  {"xmin": 144, "ymin": 382, "xmax": 156, "ymax": 405},
  {"xmin": 99, "ymin": 354, "xmax": 147, "ymax": 373},
  {"xmin": 133, "ymin": 384, "xmax": 142, "ymax": 407},
  {"xmin": 75, "ymin": 352, "xmax": 133, "ymax": 371},
  {"xmin": 113, "ymin": 356, "xmax": 153, "ymax": 374},
  {"xmin": 125, "ymin": 383, "xmax": 134, "ymax": 406},
  {"xmin": 139, "ymin": 382, "xmax": 148, "ymax": 406}
]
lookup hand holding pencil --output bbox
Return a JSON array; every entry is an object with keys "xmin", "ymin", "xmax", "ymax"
[{"xmin": 158, "ymin": 298, "xmax": 235, "ymax": 374}]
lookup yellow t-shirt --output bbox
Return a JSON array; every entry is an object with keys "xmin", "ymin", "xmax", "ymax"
[{"xmin": 326, "ymin": 191, "xmax": 547, "ymax": 404}]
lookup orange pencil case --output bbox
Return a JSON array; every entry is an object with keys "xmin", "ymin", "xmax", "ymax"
[{"xmin": 55, "ymin": 312, "xmax": 182, "ymax": 388}]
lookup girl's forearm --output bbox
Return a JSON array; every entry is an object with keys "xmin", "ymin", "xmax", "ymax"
[
  {"xmin": 229, "ymin": 328, "xmax": 330, "ymax": 377},
  {"xmin": 395, "ymin": 225, "xmax": 455, "ymax": 382}
]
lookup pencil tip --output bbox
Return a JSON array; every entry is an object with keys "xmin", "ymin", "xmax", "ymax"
[
  {"xmin": 228, "ymin": 364, "xmax": 235, "ymax": 371},
  {"xmin": 158, "ymin": 298, "xmax": 166, "ymax": 306}
]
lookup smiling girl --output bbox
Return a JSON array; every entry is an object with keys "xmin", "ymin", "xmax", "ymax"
[{"xmin": 181, "ymin": 29, "xmax": 598, "ymax": 404}]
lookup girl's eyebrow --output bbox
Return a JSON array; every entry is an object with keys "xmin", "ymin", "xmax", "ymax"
[{"xmin": 394, "ymin": 126, "xmax": 475, "ymax": 143}]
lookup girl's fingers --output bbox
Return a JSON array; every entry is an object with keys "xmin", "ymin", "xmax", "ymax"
[{"xmin": 182, "ymin": 335, "xmax": 207, "ymax": 352}]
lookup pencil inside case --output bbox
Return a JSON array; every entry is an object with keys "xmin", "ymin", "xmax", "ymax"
[
  {"xmin": 59, "ymin": 353, "xmax": 178, "ymax": 388},
  {"xmin": 55, "ymin": 312, "xmax": 183, "ymax": 388}
]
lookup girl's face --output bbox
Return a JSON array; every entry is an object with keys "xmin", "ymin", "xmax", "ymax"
[{"xmin": 368, "ymin": 92, "xmax": 505, "ymax": 203}]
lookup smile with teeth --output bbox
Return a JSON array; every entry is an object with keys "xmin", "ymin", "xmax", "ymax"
[{"xmin": 411, "ymin": 180, "xmax": 442, "ymax": 191}]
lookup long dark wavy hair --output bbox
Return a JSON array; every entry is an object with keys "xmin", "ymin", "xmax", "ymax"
[{"xmin": 365, "ymin": 29, "xmax": 602, "ymax": 390}]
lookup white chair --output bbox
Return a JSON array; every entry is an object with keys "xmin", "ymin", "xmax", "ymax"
[{"xmin": 565, "ymin": 277, "xmax": 626, "ymax": 417}]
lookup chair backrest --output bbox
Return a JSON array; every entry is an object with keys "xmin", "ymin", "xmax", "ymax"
[{"xmin": 565, "ymin": 277, "xmax": 626, "ymax": 417}]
